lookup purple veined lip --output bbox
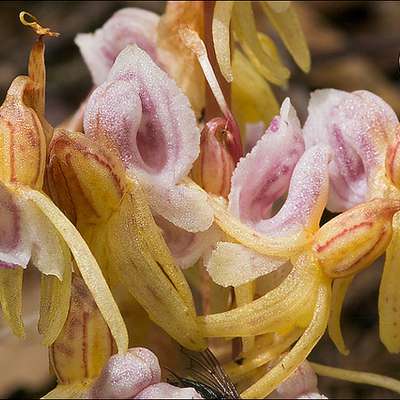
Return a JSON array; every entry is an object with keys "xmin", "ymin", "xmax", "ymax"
[
  {"xmin": 228, "ymin": 98, "xmax": 305, "ymax": 227},
  {"xmin": 75, "ymin": 7, "xmax": 161, "ymax": 86},
  {"xmin": 303, "ymin": 88, "xmax": 399, "ymax": 212}
]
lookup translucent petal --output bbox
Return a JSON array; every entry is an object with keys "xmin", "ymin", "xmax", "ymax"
[
  {"xmin": 206, "ymin": 242, "xmax": 286, "ymax": 287},
  {"xmin": 0, "ymin": 182, "xmax": 30, "ymax": 267},
  {"xmin": 155, "ymin": 215, "xmax": 222, "ymax": 269},
  {"xmin": 261, "ymin": 1, "xmax": 310, "ymax": 73},
  {"xmin": 328, "ymin": 276, "xmax": 354, "ymax": 355},
  {"xmin": 75, "ymin": 8, "xmax": 160, "ymax": 86}
]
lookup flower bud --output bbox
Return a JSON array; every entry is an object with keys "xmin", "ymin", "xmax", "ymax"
[
  {"xmin": 192, "ymin": 117, "xmax": 236, "ymax": 198},
  {"xmin": 50, "ymin": 275, "xmax": 115, "ymax": 384},
  {"xmin": 386, "ymin": 125, "xmax": 400, "ymax": 189},
  {"xmin": 0, "ymin": 76, "xmax": 46, "ymax": 189},
  {"xmin": 313, "ymin": 199, "xmax": 400, "ymax": 278},
  {"xmin": 47, "ymin": 129, "xmax": 126, "ymax": 225}
]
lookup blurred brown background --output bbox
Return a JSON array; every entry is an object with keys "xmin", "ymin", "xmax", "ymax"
[{"xmin": 0, "ymin": 1, "xmax": 399, "ymax": 399}]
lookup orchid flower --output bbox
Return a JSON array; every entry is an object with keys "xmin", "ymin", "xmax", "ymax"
[
  {"xmin": 191, "ymin": 94, "xmax": 400, "ymax": 397},
  {"xmin": 303, "ymin": 89, "xmax": 400, "ymax": 355},
  {"xmin": 47, "ymin": 128, "xmax": 205, "ymax": 351},
  {"xmin": 0, "ymin": 13, "xmax": 127, "ymax": 354}
]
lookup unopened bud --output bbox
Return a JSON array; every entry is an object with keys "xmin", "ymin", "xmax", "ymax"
[
  {"xmin": 313, "ymin": 199, "xmax": 400, "ymax": 278},
  {"xmin": 47, "ymin": 129, "xmax": 126, "ymax": 224},
  {"xmin": 50, "ymin": 275, "xmax": 115, "ymax": 384},
  {"xmin": 386, "ymin": 125, "xmax": 400, "ymax": 189},
  {"xmin": 192, "ymin": 117, "xmax": 237, "ymax": 198},
  {"xmin": 0, "ymin": 76, "xmax": 46, "ymax": 189}
]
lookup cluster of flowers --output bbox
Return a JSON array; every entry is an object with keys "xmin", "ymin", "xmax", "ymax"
[{"xmin": 1, "ymin": 2, "xmax": 400, "ymax": 399}]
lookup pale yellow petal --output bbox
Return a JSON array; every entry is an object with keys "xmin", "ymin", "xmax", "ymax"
[
  {"xmin": 261, "ymin": 1, "xmax": 310, "ymax": 73},
  {"xmin": 240, "ymin": 277, "xmax": 331, "ymax": 398},
  {"xmin": 328, "ymin": 276, "xmax": 353, "ymax": 355},
  {"xmin": 107, "ymin": 180, "xmax": 205, "ymax": 351},
  {"xmin": 39, "ymin": 250, "xmax": 72, "ymax": 346},
  {"xmin": 379, "ymin": 210, "xmax": 400, "ymax": 353},
  {"xmin": 310, "ymin": 362, "xmax": 400, "ymax": 394},
  {"xmin": 199, "ymin": 251, "xmax": 323, "ymax": 338},
  {"xmin": 0, "ymin": 267, "xmax": 24, "ymax": 338},
  {"xmin": 20, "ymin": 188, "xmax": 128, "ymax": 354},
  {"xmin": 232, "ymin": 1, "xmax": 290, "ymax": 85},
  {"xmin": 212, "ymin": 1, "xmax": 234, "ymax": 82},
  {"xmin": 232, "ymin": 48, "xmax": 279, "ymax": 133}
]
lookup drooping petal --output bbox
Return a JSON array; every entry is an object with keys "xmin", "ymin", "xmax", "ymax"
[
  {"xmin": 106, "ymin": 179, "xmax": 205, "ymax": 351},
  {"xmin": 231, "ymin": 1, "xmax": 290, "ymax": 85},
  {"xmin": 21, "ymin": 188, "xmax": 129, "ymax": 354},
  {"xmin": 155, "ymin": 215, "xmax": 222, "ymax": 269},
  {"xmin": 157, "ymin": 0, "xmax": 205, "ymax": 118},
  {"xmin": 0, "ymin": 267, "xmax": 24, "ymax": 337},
  {"xmin": 379, "ymin": 211, "xmax": 400, "ymax": 353},
  {"xmin": 88, "ymin": 347, "xmax": 161, "ymax": 399},
  {"xmin": 261, "ymin": 1, "xmax": 311, "ymax": 73},
  {"xmin": 206, "ymin": 242, "xmax": 286, "ymax": 287},
  {"xmin": 199, "ymin": 251, "xmax": 324, "ymax": 338},
  {"xmin": 84, "ymin": 45, "xmax": 213, "ymax": 232},
  {"xmin": 212, "ymin": 1, "xmax": 234, "ymax": 83},
  {"xmin": 240, "ymin": 277, "xmax": 331, "ymax": 399},
  {"xmin": 75, "ymin": 8, "xmax": 160, "ymax": 86},
  {"xmin": 38, "ymin": 253, "xmax": 72, "ymax": 346},
  {"xmin": 229, "ymin": 98, "xmax": 304, "ymax": 225},
  {"xmin": 232, "ymin": 49, "xmax": 279, "ymax": 134},
  {"xmin": 328, "ymin": 276, "xmax": 354, "ymax": 355}
]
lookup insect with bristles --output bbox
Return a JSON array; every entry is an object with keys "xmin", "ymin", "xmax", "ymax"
[{"xmin": 168, "ymin": 348, "xmax": 240, "ymax": 399}]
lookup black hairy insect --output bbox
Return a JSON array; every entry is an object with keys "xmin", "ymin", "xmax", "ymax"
[{"xmin": 167, "ymin": 348, "xmax": 241, "ymax": 399}]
